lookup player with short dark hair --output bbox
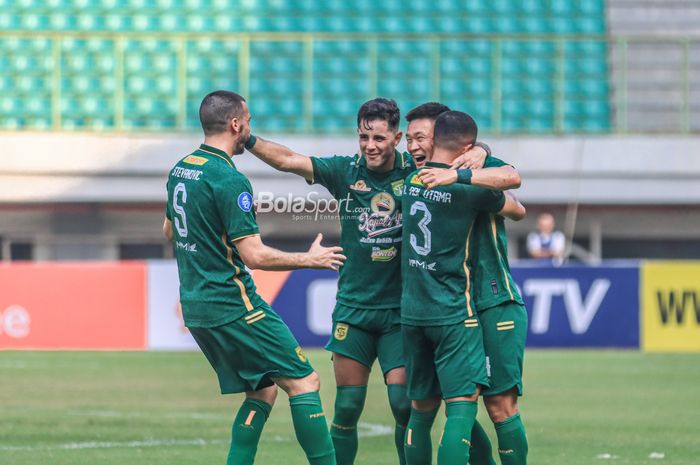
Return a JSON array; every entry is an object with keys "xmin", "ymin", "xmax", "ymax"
[
  {"xmin": 410, "ymin": 108, "xmax": 529, "ymax": 465},
  {"xmin": 401, "ymin": 111, "xmax": 526, "ymax": 465},
  {"xmin": 245, "ymin": 97, "xmax": 415, "ymax": 465},
  {"xmin": 163, "ymin": 90, "xmax": 346, "ymax": 465},
  {"xmin": 406, "ymin": 102, "xmax": 493, "ymax": 170}
]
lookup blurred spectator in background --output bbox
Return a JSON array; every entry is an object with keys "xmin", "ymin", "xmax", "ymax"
[{"xmin": 527, "ymin": 212, "xmax": 565, "ymax": 265}]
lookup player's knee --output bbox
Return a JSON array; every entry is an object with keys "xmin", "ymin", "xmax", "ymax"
[
  {"xmin": 333, "ymin": 388, "xmax": 366, "ymax": 426},
  {"xmin": 277, "ymin": 371, "xmax": 321, "ymax": 397},
  {"xmin": 246, "ymin": 384, "xmax": 278, "ymax": 406},
  {"xmin": 484, "ymin": 392, "xmax": 518, "ymax": 423},
  {"xmin": 387, "ymin": 384, "xmax": 410, "ymax": 425},
  {"xmin": 412, "ymin": 397, "xmax": 441, "ymax": 412}
]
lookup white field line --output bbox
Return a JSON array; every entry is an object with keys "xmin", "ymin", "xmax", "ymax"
[{"xmin": 0, "ymin": 422, "xmax": 392, "ymax": 452}]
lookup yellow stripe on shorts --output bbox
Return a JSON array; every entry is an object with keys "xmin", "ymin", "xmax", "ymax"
[{"xmin": 497, "ymin": 320, "xmax": 515, "ymax": 331}]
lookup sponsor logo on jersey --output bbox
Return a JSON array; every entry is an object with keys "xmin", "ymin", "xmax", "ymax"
[
  {"xmin": 183, "ymin": 155, "xmax": 209, "ymax": 166},
  {"xmin": 237, "ymin": 192, "xmax": 253, "ymax": 212},
  {"xmin": 176, "ymin": 241, "xmax": 198, "ymax": 253},
  {"xmin": 409, "ymin": 174, "xmax": 424, "ymax": 186},
  {"xmin": 295, "ymin": 346, "xmax": 307, "ymax": 362},
  {"xmin": 371, "ymin": 246, "xmax": 397, "ymax": 262},
  {"xmin": 334, "ymin": 322, "xmax": 349, "ymax": 341},
  {"xmin": 391, "ymin": 180, "xmax": 404, "ymax": 197},
  {"xmin": 370, "ymin": 192, "xmax": 395, "ymax": 217},
  {"xmin": 409, "ymin": 258, "xmax": 436, "ymax": 271},
  {"xmin": 349, "ymin": 180, "xmax": 372, "ymax": 192}
]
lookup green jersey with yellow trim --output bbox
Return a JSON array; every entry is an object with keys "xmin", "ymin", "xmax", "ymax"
[
  {"xmin": 310, "ymin": 150, "xmax": 415, "ymax": 309},
  {"xmin": 401, "ymin": 161, "xmax": 506, "ymax": 326},
  {"xmin": 468, "ymin": 156, "xmax": 524, "ymax": 312},
  {"xmin": 165, "ymin": 144, "xmax": 265, "ymax": 328}
]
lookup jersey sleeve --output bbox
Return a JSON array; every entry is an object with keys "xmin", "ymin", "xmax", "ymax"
[
  {"xmin": 484, "ymin": 156, "xmax": 511, "ymax": 168},
  {"xmin": 464, "ymin": 186, "xmax": 507, "ymax": 213},
  {"xmin": 310, "ymin": 155, "xmax": 349, "ymax": 197},
  {"xmin": 215, "ymin": 174, "xmax": 260, "ymax": 242}
]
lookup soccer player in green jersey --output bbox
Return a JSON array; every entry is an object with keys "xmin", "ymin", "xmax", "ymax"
[
  {"xmin": 244, "ymin": 98, "xmax": 487, "ymax": 465},
  {"xmin": 401, "ymin": 111, "xmax": 525, "ymax": 465},
  {"xmin": 163, "ymin": 90, "xmax": 347, "ymax": 465},
  {"xmin": 409, "ymin": 107, "xmax": 529, "ymax": 465}
]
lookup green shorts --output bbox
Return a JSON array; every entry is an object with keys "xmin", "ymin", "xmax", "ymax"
[
  {"xmin": 189, "ymin": 304, "xmax": 313, "ymax": 394},
  {"xmin": 403, "ymin": 319, "xmax": 489, "ymax": 400},
  {"xmin": 478, "ymin": 302, "xmax": 528, "ymax": 396},
  {"xmin": 325, "ymin": 304, "xmax": 404, "ymax": 375}
]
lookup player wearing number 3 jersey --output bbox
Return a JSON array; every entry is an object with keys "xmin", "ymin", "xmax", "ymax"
[
  {"xmin": 400, "ymin": 111, "xmax": 525, "ymax": 465},
  {"xmin": 164, "ymin": 90, "xmax": 346, "ymax": 465}
]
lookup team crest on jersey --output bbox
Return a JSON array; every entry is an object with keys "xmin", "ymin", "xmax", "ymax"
[
  {"xmin": 237, "ymin": 192, "xmax": 253, "ymax": 212},
  {"xmin": 349, "ymin": 180, "xmax": 371, "ymax": 192},
  {"xmin": 391, "ymin": 180, "xmax": 404, "ymax": 197},
  {"xmin": 370, "ymin": 192, "xmax": 395, "ymax": 217},
  {"xmin": 183, "ymin": 155, "xmax": 209, "ymax": 165},
  {"xmin": 334, "ymin": 323, "xmax": 349, "ymax": 341},
  {"xmin": 295, "ymin": 346, "xmax": 307, "ymax": 363}
]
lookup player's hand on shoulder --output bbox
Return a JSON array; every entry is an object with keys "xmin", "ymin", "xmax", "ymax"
[
  {"xmin": 450, "ymin": 144, "xmax": 487, "ymax": 169},
  {"xmin": 307, "ymin": 233, "xmax": 346, "ymax": 270},
  {"xmin": 417, "ymin": 168, "xmax": 458, "ymax": 190}
]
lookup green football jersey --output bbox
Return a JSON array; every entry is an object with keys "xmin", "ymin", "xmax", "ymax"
[
  {"xmin": 165, "ymin": 144, "xmax": 265, "ymax": 328},
  {"xmin": 310, "ymin": 150, "xmax": 415, "ymax": 309},
  {"xmin": 401, "ymin": 161, "xmax": 506, "ymax": 326},
  {"xmin": 467, "ymin": 157, "xmax": 524, "ymax": 312}
]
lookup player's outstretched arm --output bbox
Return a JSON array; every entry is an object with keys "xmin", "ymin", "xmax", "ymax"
[
  {"xmin": 469, "ymin": 165, "xmax": 521, "ymax": 190},
  {"xmin": 235, "ymin": 233, "xmax": 346, "ymax": 271},
  {"xmin": 418, "ymin": 165, "xmax": 520, "ymax": 191},
  {"xmin": 498, "ymin": 190, "xmax": 526, "ymax": 221},
  {"xmin": 163, "ymin": 217, "xmax": 173, "ymax": 241},
  {"xmin": 417, "ymin": 165, "xmax": 520, "ymax": 191},
  {"xmin": 248, "ymin": 136, "xmax": 314, "ymax": 182}
]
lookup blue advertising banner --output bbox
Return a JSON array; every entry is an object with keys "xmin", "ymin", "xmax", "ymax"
[
  {"xmin": 269, "ymin": 264, "xmax": 641, "ymax": 348},
  {"xmin": 511, "ymin": 264, "xmax": 640, "ymax": 348}
]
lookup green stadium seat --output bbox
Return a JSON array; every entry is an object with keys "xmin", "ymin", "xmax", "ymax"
[{"xmin": 0, "ymin": 0, "xmax": 610, "ymax": 134}]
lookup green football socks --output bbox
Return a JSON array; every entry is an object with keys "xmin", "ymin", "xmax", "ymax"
[
  {"xmin": 226, "ymin": 398, "xmax": 272, "ymax": 465},
  {"xmin": 495, "ymin": 413, "xmax": 528, "ymax": 465},
  {"xmin": 290, "ymin": 391, "xmax": 337, "ymax": 465},
  {"xmin": 437, "ymin": 401, "xmax": 478, "ymax": 465},
  {"xmin": 387, "ymin": 384, "xmax": 411, "ymax": 465},
  {"xmin": 330, "ymin": 385, "xmax": 368, "ymax": 465},
  {"xmin": 469, "ymin": 420, "xmax": 497, "ymax": 465},
  {"xmin": 404, "ymin": 406, "xmax": 439, "ymax": 465}
]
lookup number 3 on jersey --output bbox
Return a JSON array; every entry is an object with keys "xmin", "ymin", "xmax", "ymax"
[
  {"xmin": 409, "ymin": 201, "xmax": 432, "ymax": 256},
  {"xmin": 173, "ymin": 182, "xmax": 188, "ymax": 237}
]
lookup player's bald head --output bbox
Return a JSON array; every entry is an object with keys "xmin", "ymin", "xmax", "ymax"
[
  {"xmin": 199, "ymin": 90, "xmax": 247, "ymax": 136},
  {"xmin": 433, "ymin": 111, "xmax": 478, "ymax": 152}
]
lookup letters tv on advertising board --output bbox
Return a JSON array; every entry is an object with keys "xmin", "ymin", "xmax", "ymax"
[{"xmin": 511, "ymin": 264, "xmax": 640, "ymax": 348}]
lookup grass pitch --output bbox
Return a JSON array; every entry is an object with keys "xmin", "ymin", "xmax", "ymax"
[{"xmin": 1, "ymin": 350, "xmax": 698, "ymax": 465}]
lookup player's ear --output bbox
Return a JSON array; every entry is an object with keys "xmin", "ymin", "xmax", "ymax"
[
  {"xmin": 229, "ymin": 116, "xmax": 240, "ymax": 134},
  {"xmin": 394, "ymin": 130, "xmax": 403, "ymax": 145},
  {"xmin": 462, "ymin": 142, "xmax": 474, "ymax": 153}
]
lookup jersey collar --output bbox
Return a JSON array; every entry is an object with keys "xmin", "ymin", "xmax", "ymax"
[
  {"xmin": 425, "ymin": 161, "xmax": 450, "ymax": 169},
  {"xmin": 196, "ymin": 144, "xmax": 234, "ymax": 168}
]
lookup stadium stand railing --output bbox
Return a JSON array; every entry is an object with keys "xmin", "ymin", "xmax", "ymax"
[{"xmin": 1, "ymin": 32, "xmax": 623, "ymax": 134}]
